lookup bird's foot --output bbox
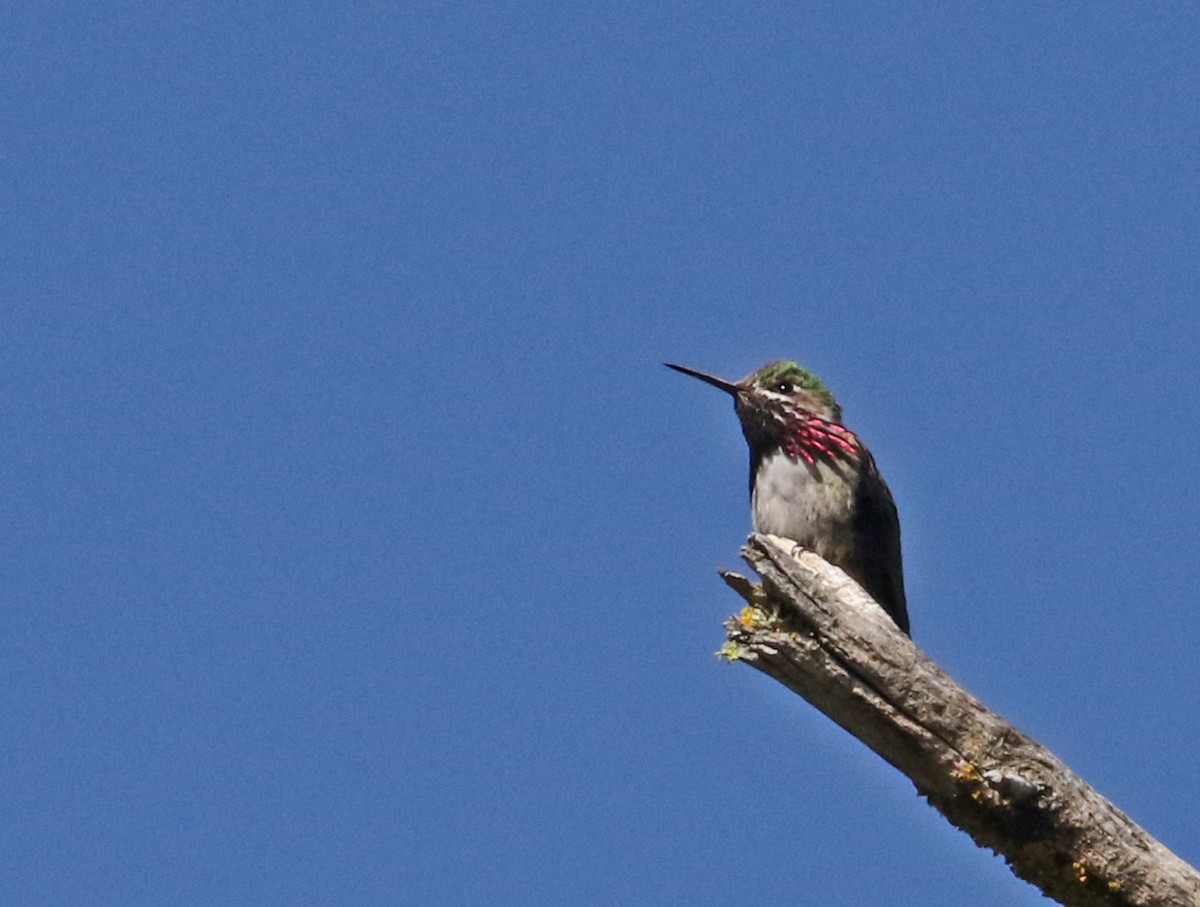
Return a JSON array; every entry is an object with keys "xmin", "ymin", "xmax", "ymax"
[{"xmin": 786, "ymin": 540, "xmax": 809, "ymax": 563}]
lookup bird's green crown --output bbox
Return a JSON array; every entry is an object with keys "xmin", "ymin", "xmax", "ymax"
[{"xmin": 751, "ymin": 360, "xmax": 838, "ymax": 411}]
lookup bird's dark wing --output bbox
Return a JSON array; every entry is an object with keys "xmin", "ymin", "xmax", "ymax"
[{"xmin": 851, "ymin": 456, "xmax": 910, "ymax": 635}]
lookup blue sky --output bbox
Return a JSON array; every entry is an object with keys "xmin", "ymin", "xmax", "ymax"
[{"xmin": 4, "ymin": 4, "xmax": 1198, "ymax": 905}]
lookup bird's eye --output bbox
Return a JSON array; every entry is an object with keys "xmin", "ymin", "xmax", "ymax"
[{"xmin": 775, "ymin": 381, "xmax": 793, "ymax": 394}]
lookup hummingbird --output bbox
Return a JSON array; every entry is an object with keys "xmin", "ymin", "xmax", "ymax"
[{"xmin": 667, "ymin": 360, "xmax": 910, "ymax": 635}]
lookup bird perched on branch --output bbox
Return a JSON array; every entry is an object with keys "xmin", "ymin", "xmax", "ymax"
[{"xmin": 667, "ymin": 359, "xmax": 909, "ymax": 635}]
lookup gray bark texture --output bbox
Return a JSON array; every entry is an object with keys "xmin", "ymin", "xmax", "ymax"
[{"xmin": 717, "ymin": 534, "xmax": 1200, "ymax": 907}]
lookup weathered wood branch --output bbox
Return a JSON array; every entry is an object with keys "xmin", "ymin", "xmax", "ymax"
[{"xmin": 718, "ymin": 534, "xmax": 1200, "ymax": 907}]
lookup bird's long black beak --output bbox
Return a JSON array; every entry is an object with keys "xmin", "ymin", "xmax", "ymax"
[{"xmin": 664, "ymin": 363, "xmax": 740, "ymax": 396}]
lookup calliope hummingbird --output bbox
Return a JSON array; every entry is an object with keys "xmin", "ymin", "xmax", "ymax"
[{"xmin": 667, "ymin": 360, "xmax": 909, "ymax": 635}]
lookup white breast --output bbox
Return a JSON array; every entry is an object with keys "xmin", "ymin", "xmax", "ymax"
[{"xmin": 751, "ymin": 451, "xmax": 853, "ymax": 545}]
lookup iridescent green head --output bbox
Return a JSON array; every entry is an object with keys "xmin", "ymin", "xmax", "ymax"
[
  {"xmin": 742, "ymin": 360, "xmax": 841, "ymax": 423},
  {"xmin": 666, "ymin": 358, "xmax": 843, "ymax": 427}
]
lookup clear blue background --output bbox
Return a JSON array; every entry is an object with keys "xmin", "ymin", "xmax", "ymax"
[{"xmin": 4, "ymin": 4, "xmax": 1198, "ymax": 905}]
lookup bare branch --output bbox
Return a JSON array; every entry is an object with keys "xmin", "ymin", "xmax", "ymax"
[{"xmin": 718, "ymin": 534, "xmax": 1200, "ymax": 907}]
